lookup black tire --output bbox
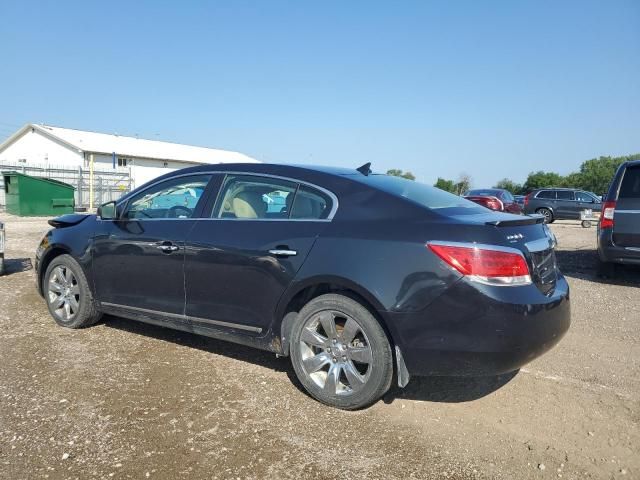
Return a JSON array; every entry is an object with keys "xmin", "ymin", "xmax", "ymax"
[
  {"xmin": 290, "ymin": 293, "xmax": 393, "ymax": 410},
  {"xmin": 0, "ymin": 255, "xmax": 4, "ymax": 276},
  {"xmin": 536, "ymin": 207, "xmax": 554, "ymax": 224},
  {"xmin": 44, "ymin": 254, "xmax": 102, "ymax": 328}
]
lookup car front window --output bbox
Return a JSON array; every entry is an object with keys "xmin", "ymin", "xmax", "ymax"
[{"xmin": 124, "ymin": 175, "xmax": 211, "ymax": 219}]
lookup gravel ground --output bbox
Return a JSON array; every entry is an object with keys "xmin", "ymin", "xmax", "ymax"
[{"xmin": 0, "ymin": 215, "xmax": 638, "ymax": 480}]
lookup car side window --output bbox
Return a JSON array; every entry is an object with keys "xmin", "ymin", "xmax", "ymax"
[
  {"xmin": 536, "ymin": 190, "xmax": 556, "ymax": 199},
  {"xmin": 123, "ymin": 175, "xmax": 211, "ymax": 219},
  {"xmin": 619, "ymin": 166, "xmax": 640, "ymax": 199},
  {"xmin": 556, "ymin": 191, "xmax": 574, "ymax": 200},
  {"xmin": 290, "ymin": 185, "xmax": 332, "ymax": 220},
  {"xmin": 575, "ymin": 191, "xmax": 594, "ymax": 202},
  {"xmin": 502, "ymin": 191, "xmax": 514, "ymax": 202},
  {"xmin": 213, "ymin": 175, "xmax": 298, "ymax": 219}
]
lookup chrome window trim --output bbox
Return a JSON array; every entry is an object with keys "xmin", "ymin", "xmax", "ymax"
[
  {"xmin": 114, "ymin": 170, "xmax": 339, "ymax": 222},
  {"xmin": 101, "ymin": 302, "xmax": 262, "ymax": 333},
  {"xmin": 428, "ymin": 240, "xmax": 525, "ymax": 256}
]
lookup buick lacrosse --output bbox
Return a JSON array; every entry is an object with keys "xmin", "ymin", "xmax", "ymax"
[{"xmin": 36, "ymin": 163, "xmax": 570, "ymax": 409}]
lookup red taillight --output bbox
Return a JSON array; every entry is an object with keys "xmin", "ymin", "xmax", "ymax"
[
  {"xmin": 427, "ymin": 243, "xmax": 531, "ymax": 285},
  {"xmin": 524, "ymin": 193, "xmax": 532, "ymax": 207},
  {"xmin": 486, "ymin": 197, "xmax": 504, "ymax": 211},
  {"xmin": 600, "ymin": 201, "xmax": 616, "ymax": 229}
]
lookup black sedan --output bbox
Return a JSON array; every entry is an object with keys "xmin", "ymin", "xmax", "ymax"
[{"xmin": 35, "ymin": 163, "xmax": 570, "ymax": 409}]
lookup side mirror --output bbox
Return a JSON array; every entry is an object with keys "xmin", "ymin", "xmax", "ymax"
[{"xmin": 98, "ymin": 201, "xmax": 117, "ymax": 220}]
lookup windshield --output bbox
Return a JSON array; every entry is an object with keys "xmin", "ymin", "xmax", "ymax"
[{"xmin": 360, "ymin": 175, "xmax": 487, "ymax": 215}]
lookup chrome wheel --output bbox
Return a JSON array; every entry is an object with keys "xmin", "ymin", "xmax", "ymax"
[
  {"xmin": 538, "ymin": 208, "xmax": 553, "ymax": 223},
  {"xmin": 299, "ymin": 310, "xmax": 373, "ymax": 396},
  {"xmin": 47, "ymin": 266, "xmax": 80, "ymax": 322}
]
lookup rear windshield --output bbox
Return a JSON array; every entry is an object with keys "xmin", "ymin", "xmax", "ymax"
[
  {"xmin": 619, "ymin": 165, "xmax": 640, "ymax": 199},
  {"xmin": 360, "ymin": 175, "xmax": 486, "ymax": 215}
]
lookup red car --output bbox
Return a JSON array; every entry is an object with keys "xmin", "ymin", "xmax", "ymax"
[{"xmin": 464, "ymin": 188, "xmax": 523, "ymax": 214}]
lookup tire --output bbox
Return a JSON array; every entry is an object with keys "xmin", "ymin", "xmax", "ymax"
[
  {"xmin": 0, "ymin": 255, "xmax": 4, "ymax": 276},
  {"xmin": 290, "ymin": 293, "xmax": 393, "ymax": 410},
  {"xmin": 536, "ymin": 207, "xmax": 554, "ymax": 224},
  {"xmin": 581, "ymin": 220, "xmax": 592, "ymax": 228},
  {"xmin": 44, "ymin": 254, "xmax": 102, "ymax": 328}
]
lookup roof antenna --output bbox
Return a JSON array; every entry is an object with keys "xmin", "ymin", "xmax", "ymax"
[{"xmin": 356, "ymin": 162, "xmax": 372, "ymax": 176}]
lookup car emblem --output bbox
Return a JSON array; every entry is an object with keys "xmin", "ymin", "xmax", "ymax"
[{"xmin": 506, "ymin": 233, "xmax": 524, "ymax": 242}]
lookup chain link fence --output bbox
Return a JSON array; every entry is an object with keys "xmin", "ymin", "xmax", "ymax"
[{"xmin": 0, "ymin": 161, "xmax": 132, "ymax": 211}]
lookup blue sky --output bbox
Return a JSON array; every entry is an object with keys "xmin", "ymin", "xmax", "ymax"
[{"xmin": 1, "ymin": 0, "xmax": 638, "ymax": 187}]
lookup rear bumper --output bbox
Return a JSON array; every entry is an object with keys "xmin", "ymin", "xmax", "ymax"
[
  {"xmin": 384, "ymin": 275, "xmax": 571, "ymax": 377},
  {"xmin": 597, "ymin": 228, "xmax": 640, "ymax": 265}
]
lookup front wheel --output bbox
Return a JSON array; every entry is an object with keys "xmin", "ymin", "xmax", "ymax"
[
  {"xmin": 44, "ymin": 254, "xmax": 102, "ymax": 328},
  {"xmin": 290, "ymin": 294, "xmax": 393, "ymax": 410}
]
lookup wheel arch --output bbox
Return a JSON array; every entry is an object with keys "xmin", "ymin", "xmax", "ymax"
[
  {"xmin": 38, "ymin": 245, "xmax": 72, "ymax": 295},
  {"xmin": 275, "ymin": 275, "xmax": 395, "ymax": 356}
]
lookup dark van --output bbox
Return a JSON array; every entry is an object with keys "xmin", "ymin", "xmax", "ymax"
[{"xmin": 598, "ymin": 160, "xmax": 640, "ymax": 265}]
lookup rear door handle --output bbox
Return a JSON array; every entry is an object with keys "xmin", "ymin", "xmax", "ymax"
[
  {"xmin": 268, "ymin": 249, "xmax": 297, "ymax": 257},
  {"xmin": 156, "ymin": 242, "xmax": 180, "ymax": 252},
  {"xmin": 157, "ymin": 245, "xmax": 179, "ymax": 252}
]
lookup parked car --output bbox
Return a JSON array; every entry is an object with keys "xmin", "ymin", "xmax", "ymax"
[
  {"xmin": 0, "ymin": 219, "xmax": 5, "ymax": 276},
  {"xmin": 598, "ymin": 160, "xmax": 640, "ymax": 266},
  {"xmin": 523, "ymin": 188, "xmax": 601, "ymax": 223},
  {"xmin": 463, "ymin": 194, "xmax": 504, "ymax": 211},
  {"xmin": 35, "ymin": 163, "xmax": 570, "ymax": 409},
  {"xmin": 465, "ymin": 188, "xmax": 523, "ymax": 214},
  {"xmin": 514, "ymin": 195, "xmax": 526, "ymax": 208}
]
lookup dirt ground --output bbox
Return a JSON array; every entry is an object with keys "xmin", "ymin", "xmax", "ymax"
[{"xmin": 0, "ymin": 215, "xmax": 638, "ymax": 480}]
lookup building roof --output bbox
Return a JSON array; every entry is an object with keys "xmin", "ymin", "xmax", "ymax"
[{"xmin": 0, "ymin": 124, "xmax": 259, "ymax": 165}]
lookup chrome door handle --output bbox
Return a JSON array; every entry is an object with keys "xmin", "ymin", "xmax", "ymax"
[
  {"xmin": 157, "ymin": 245, "xmax": 179, "ymax": 252},
  {"xmin": 268, "ymin": 249, "xmax": 297, "ymax": 257}
]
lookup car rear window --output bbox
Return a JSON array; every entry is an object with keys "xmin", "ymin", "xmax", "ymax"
[
  {"xmin": 359, "ymin": 175, "xmax": 486, "ymax": 215},
  {"xmin": 619, "ymin": 165, "xmax": 640, "ymax": 199}
]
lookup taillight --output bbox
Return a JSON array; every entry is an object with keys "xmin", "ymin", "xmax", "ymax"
[
  {"xmin": 486, "ymin": 197, "xmax": 504, "ymax": 211},
  {"xmin": 524, "ymin": 193, "xmax": 531, "ymax": 207},
  {"xmin": 427, "ymin": 243, "xmax": 531, "ymax": 286},
  {"xmin": 600, "ymin": 201, "xmax": 616, "ymax": 229}
]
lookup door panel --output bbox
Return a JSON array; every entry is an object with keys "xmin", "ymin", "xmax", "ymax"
[
  {"xmin": 92, "ymin": 174, "xmax": 213, "ymax": 315},
  {"xmin": 554, "ymin": 191, "xmax": 575, "ymax": 218},
  {"xmin": 93, "ymin": 220, "xmax": 194, "ymax": 313},
  {"xmin": 184, "ymin": 220, "xmax": 326, "ymax": 332}
]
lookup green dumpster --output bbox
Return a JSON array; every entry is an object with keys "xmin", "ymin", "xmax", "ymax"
[{"xmin": 3, "ymin": 172, "xmax": 75, "ymax": 216}]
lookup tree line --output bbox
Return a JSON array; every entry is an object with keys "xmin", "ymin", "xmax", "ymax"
[
  {"xmin": 494, "ymin": 154, "xmax": 639, "ymax": 195},
  {"xmin": 387, "ymin": 154, "xmax": 639, "ymax": 196}
]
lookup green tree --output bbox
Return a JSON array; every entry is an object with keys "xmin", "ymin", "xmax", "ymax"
[
  {"xmin": 576, "ymin": 155, "xmax": 640, "ymax": 194},
  {"xmin": 494, "ymin": 178, "xmax": 523, "ymax": 195},
  {"xmin": 522, "ymin": 171, "xmax": 565, "ymax": 192},
  {"xmin": 434, "ymin": 177, "xmax": 456, "ymax": 193},
  {"xmin": 386, "ymin": 169, "xmax": 416, "ymax": 180}
]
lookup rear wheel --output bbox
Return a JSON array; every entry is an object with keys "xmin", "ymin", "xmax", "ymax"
[
  {"xmin": 290, "ymin": 294, "xmax": 393, "ymax": 410},
  {"xmin": 44, "ymin": 254, "xmax": 102, "ymax": 328},
  {"xmin": 536, "ymin": 207, "xmax": 554, "ymax": 224}
]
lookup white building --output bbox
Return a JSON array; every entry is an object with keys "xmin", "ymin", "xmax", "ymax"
[{"xmin": 0, "ymin": 124, "xmax": 258, "ymax": 188}]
